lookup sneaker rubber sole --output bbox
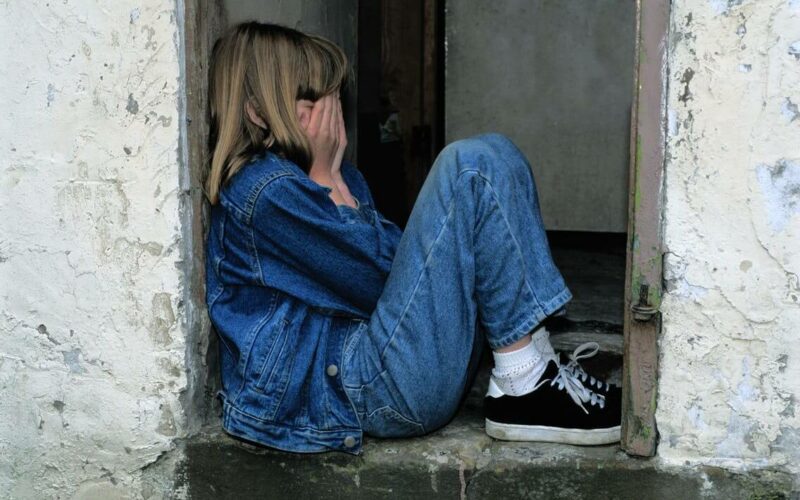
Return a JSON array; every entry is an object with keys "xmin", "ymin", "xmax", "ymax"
[{"xmin": 485, "ymin": 418, "xmax": 621, "ymax": 445}]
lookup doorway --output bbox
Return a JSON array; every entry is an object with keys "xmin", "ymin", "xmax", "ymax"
[
  {"xmin": 189, "ymin": 0, "xmax": 667, "ymax": 457},
  {"xmin": 355, "ymin": 0, "xmax": 665, "ymax": 456}
]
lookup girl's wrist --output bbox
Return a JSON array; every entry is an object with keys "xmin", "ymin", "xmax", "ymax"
[
  {"xmin": 333, "ymin": 174, "xmax": 356, "ymax": 206},
  {"xmin": 309, "ymin": 164, "xmax": 356, "ymax": 208}
]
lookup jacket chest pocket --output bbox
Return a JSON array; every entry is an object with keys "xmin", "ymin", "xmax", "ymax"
[{"xmin": 244, "ymin": 317, "xmax": 294, "ymax": 421}]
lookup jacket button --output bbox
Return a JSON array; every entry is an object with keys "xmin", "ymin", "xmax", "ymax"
[
  {"xmin": 344, "ymin": 436, "xmax": 356, "ymax": 448},
  {"xmin": 326, "ymin": 364, "xmax": 339, "ymax": 377}
]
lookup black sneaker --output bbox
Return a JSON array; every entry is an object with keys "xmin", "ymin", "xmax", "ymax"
[{"xmin": 484, "ymin": 356, "xmax": 621, "ymax": 445}]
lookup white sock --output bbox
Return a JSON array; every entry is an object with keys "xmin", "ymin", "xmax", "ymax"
[{"xmin": 490, "ymin": 325, "xmax": 557, "ymax": 396}]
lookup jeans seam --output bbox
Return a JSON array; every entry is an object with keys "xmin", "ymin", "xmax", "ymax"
[
  {"xmin": 366, "ymin": 405, "xmax": 426, "ymax": 435},
  {"xmin": 464, "ymin": 169, "xmax": 548, "ymax": 347},
  {"xmin": 378, "ymin": 197, "xmax": 458, "ymax": 363},
  {"xmin": 342, "ymin": 320, "xmax": 366, "ymax": 370},
  {"xmin": 344, "ymin": 365, "xmax": 385, "ymax": 391},
  {"xmin": 376, "ymin": 194, "xmax": 456, "ymax": 420},
  {"xmin": 474, "ymin": 170, "xmax": 541, "ymax": 307}
]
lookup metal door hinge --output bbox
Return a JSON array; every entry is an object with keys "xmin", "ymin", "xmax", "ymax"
[{"xmin": 631, "ymin": 283, "xmax": 659, "ymax": 322}]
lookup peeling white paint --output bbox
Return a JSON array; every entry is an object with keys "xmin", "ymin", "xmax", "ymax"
[
  {"xmin": 668, "ymin": 108, "xmax": 680, "ymax": 136},
  {"xmin": 0, "ymin": 1, "xmax": 187, "ymax": 497},
  {"xmin": 781, "ymin": 98, "xmax": 799, "ymax": 122},
  {"xmin": 659, "ymin": 0, "xmax": 800, "ymax": 486},
  {"xmin": 708, "ymin": 0, "xmax": 746, "ymax": 16},
  {"xmin": 756, "ymin": 160, "xmax": 800, "ymax": 233},
  {"xmin": 789, "ymin": 41, "xmax": 800, "ymax": 59}
]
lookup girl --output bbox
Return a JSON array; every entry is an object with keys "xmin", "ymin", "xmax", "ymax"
[{"xmin": 204, "ymin": 21, "xmax": 621, "ymax": 455}]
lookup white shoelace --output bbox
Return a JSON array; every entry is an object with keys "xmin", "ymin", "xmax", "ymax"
[
  {"xmin": 562, "ymin": 342, "xmax": 613, "ymax": 392},
  {"xmin": 528, "ymin": 342, "xmax": 608, "ymax": 414}
]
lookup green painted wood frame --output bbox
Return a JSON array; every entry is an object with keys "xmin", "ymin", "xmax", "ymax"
[{"xmin": 622, "ymin": 0, "xmax": 670, "ymax": 457}]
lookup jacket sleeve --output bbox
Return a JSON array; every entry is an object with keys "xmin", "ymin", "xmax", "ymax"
[{"xmin": 250, "ymin": 172, "xmax": 403, "ymax": 318}]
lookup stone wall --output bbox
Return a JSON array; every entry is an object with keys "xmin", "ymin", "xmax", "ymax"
[
  {"xmin": 658, "ymin": 0, "xmax": 800, "ymax": 484},
  {"xmin": 0, "ymin": 1, "xmax": 190, "ymax": 497}
]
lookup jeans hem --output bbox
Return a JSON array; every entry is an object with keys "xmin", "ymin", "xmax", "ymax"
[{"xmin": 488, "ymin": 286, "xmax": 573, "ymax": 350}]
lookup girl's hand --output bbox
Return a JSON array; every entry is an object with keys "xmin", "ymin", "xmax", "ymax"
[
  {"xmin": 306, "ymin": 94, "xmax": 341, "ymax": 176},
  {"xmin": 330, "ymin": 96, "xmax": 347, "ymax": 178},
  {"xmin": 303, "ymin": 93, "xmax": 356, "ymax": 208}
]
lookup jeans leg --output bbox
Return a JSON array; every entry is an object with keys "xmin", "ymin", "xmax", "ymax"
[{"xmin": 343, "ymin": 132, "xmax": 572, "ymax": 436}]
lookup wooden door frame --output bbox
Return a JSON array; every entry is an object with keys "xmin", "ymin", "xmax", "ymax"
[
  {"xmin": 621, "ymin": 0, "xmax": 670, "ymax": 457},
  {"xmin": 182, "ymin": 0, "xmax": 228, "ymax": 423}
]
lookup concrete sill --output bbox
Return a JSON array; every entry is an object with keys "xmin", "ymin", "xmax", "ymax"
[{"xmin": 176, "ymin": 404, "xmax": 792, "ymax": 499}]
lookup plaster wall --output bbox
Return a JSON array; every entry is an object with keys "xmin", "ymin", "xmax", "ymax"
[
  {"xmin": 0, "ymin": 1, "xmax": 189, "ymax": 497},
  {"xmin": 658, "ymin": 0, "xmax": 800, "ymax": 483}
]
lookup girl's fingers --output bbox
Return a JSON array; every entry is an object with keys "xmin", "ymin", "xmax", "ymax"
[
  {"xmin": 320, "ymin": 95, "xmax": 333, "ymax": 137},
  {"xmin": 335, "ymin": 96, "xmax": 343, "ymax": 138},
  {"xmin": 324, "ymin": 95, "xmax": 338, "ymax": 152},
  {"xmin": 329, "ymin": 95, "xmax": 339, "ymax": 138},
  {"xmin": 337, "ymin": 99, "xmax": 347, "ymax": 145},
  {"xmin": 307, "ymin": 97, "xmax": 323, "ymax": 135}
]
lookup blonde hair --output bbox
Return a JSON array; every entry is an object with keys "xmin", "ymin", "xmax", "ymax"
[{"xmin": 205, "ymin": 21, "xmax": 350, "ymax": 205}]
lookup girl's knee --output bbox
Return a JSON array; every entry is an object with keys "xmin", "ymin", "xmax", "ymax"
[
  {"xmin": 448, "ymin": 133, "xmax": 523, "ymax": 161},
  {"xmin": 442, "ymin": 135, "xmax": 494, "ymax": 157},
  {"xmin": 477, "ymin": 132, "xmax": 519, "ymax": 152},
  {"xmin": 431, "ymin": 132, "xmax": 532, "ymax": 188}
]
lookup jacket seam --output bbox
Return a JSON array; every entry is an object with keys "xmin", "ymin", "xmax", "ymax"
[
  {"xmin": 214, "ymin": 211, "xmax": 228, "ymax": 280},
  {"xmin": 207, "ymin": 286, "xmax": 225, "ymax": 310},
  {"xmin": 246, "ymin": 169, "xmax": 296, "ymax": 224},
  {"xmin": 250, "ymin": 225, "xmax": 267, "ymax": 286},
  {"xmin": 232, "ymin": 291, "xmax": 279, "ymax": 402},
  {"xmin": 255, "ymin": 320, "xmax": 295, "ymax": 420},
  {"xmin": 251, "ymin": 317, "xmax": 289, "ymax": 394}
]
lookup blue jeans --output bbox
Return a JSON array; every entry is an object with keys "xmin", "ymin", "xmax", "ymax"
[{"xmin": 341, "ymin": 133, "xmax": 572, "ymax": 437}]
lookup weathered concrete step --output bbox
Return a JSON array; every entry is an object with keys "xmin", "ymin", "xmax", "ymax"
[
  {"xmin": 544, "ymin": 315, "xmax": 624, "ymax": 356},
  {"xmin": 175, "ymin": 411, "xmax": 793, "ymax": 499},
  {"xmin": 550, "ymin": 330, "xmax": 623, "ymax": 356}
]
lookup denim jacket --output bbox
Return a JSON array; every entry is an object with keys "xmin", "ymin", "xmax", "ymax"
[{"xmin": 205, "ymin": 150, "xmax": 402, "ymax": 454}]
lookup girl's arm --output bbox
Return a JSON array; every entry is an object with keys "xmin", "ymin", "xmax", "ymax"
[{"xmin": 251, "ymin": 173, "xmax": 401, "ymax": 318}]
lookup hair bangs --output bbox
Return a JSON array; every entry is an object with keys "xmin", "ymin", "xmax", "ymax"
[{"xmin": 297, "ymin": 35, "xmax": 349, "ymax": 101}]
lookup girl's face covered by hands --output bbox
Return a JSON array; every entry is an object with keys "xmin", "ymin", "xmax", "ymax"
[
  {"xmin": 295, "ymin": 99, "xmax": 315, "ymax": 130},
  {"xmin": 295, "ymin": 93, "xmax": 344, "ymax": 133},
  {"xmin": 297, "ymin": 93, "xmax": 347, "ymax": 175}
]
